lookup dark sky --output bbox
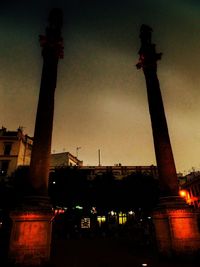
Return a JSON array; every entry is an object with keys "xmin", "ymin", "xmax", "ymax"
[{"xmin": 1, "ymin": 0, "xmax": 200, "ymax": 173}]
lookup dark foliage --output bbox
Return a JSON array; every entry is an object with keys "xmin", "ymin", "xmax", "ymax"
[
  {"xmin": 0, "ymin": 178, "xmax": 16, "ymax": 210},
  {"xmin": 49, "ymin": 167, "xmax": 159, "ymax": 213},
  {"xmin": 122, "ymin": 172, "xmax": 159, "ymax": 210},
  {"xmin": 12, "ymin": 166, "xmax": 32, "ymax": 198},
  {"xmin": 49, "ymin": 167, "xmax": 91, "ymax": 207}
]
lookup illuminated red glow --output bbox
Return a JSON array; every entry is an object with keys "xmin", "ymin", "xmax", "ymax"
[
  {"xmin": 54, "ymin": 209, "xmax": 65, "ymax": 215},
  {"xmin": 11, "ymin": 213, "xmax": 52, "ymax": 248},
  {"xmin": 179, "ymin": 190, "xmax": 198, "ymax": 206},
  {"xmin": 153, "ymin": 206, "xmax": 200, "ymax": 255},
  {"xmin": 12, "ymin": 213, "xmax": 47, "ymax": 221},
  {"xmin": 169, "ymin": 212, "xmax": 196, "ymax": 239},
  {"xmin": 17, "ymin": 221, "xmax": 48, "ymax": 246},
  {"xmin": 179, "ymin": 190, "xmax": 187, "ymax": 198}
]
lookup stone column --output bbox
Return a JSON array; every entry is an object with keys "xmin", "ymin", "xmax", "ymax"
[
  {"xmin": 136, "ymin": 25, "xmax": 200, "ymax": 258},
  {"xmin": 9, "ymin": 9, "xmax": 63, "ymax": 266},
  {"xmin": 29, "ymin": 8, "xmax": 63, "ymax": 196}
]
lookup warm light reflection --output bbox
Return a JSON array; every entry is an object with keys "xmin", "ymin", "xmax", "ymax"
[
  {"xmin": 179, "ymin": 189, "xmax": 191, "ymax": 204},
  {"xmin": 9, "ymin": 212, "xmax": 53, "ymax": 264},
  {"xmin": 17, "ymin": 221, "xmax": 48, "ymax": 246},
  {"xmin": 11, "ymin": 213, "xmax": 52, "ymax": 249},
  {"xmin": 170, "ymin": 210, "xmax": 196, "ymax": 239},
  {"xmin": 179, "ymin": 189, "xmax": 197, "ymax": 206}
]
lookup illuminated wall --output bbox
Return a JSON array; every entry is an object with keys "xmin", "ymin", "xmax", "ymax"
[
  {"xmin": 153, "ymin": 206, "xmax": 200, "ymax": 256},
  {"xmin": 9, "ymin": 211, "xmax": 52, "ymax": 265}
]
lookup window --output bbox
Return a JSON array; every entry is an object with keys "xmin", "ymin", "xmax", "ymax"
[
  {"xmin": 118, "ymin": 212, "xmax": 127, "ymax": 225},
  {"xmin": 97, "ymin": 216, "xmax": 106, "ymax": 227},
  {"xmin": 0, "ymin": 160, "xmax": 10, "ymax": 176},
  {"xmin": 4, "ymin": 143, "xmax": 12, "ymax": 155}
]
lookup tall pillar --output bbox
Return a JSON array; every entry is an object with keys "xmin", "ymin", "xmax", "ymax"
[
  {"xmin": 136, "ymin": 25, "xmax": 178, "ymax": 197},
  {"xmin": 29, "ymin": 8, "xmax": 64, "ymax": 196},
  {"xmin": 9, "ymin": 9, "xmax": 63, "ymax": 266},
  {"xmin": 136, "ymin": 25, "xmax": 200, "ymax": 258}
]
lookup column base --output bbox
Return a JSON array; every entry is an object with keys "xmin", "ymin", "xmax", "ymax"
[
  {"xmin": 153, "ymin": 196, "xmax": 200, "ymax": 259},
  {"xmin": 9, "ymin": 196, "xmax": 54, "ymax": 266}
]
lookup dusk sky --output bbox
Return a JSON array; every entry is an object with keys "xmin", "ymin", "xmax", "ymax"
[{"xmin": 1, "ymin": 0, "xmax": 200, "ymax": 173}]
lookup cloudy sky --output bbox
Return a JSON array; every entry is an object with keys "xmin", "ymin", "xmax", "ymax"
[{"xmin": 1, "ymin": 0, "xmax": 200, "ymax": 173}]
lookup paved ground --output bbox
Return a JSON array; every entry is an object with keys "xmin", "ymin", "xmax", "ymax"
[
  {"xmin": 50, "ymin": 237, "xmax": 200, "ymax": 267},
  {"xmin": 1, "ymin": 224, "xmax": 200, "ymax": 267}
]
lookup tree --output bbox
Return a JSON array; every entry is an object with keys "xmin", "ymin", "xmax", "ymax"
[{"xmin": 122, "ymin": 172, "xmax": 159, "ymax": 211}]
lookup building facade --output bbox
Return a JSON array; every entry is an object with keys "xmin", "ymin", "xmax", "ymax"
[
  {"xmin": 50, "ymin": 152, "xmax": 83, "ymax": 168},
  {"xmin": 76, "ymin": 165, "xmax": 158, "ymax": 180},
  {"xmin": 0, "ymin": 127, "xmax": 33, "ymax": 177},
  {"xmin": 180, "ymin": 172, "xmax": 200, "ymax": 208},
  {"xmin": 0, "ymin": 128, "xmax": 83, "ymax": 177},
  {"xmin": 0, "ymin": 127, "xmax": 158, "ymax": 181}
]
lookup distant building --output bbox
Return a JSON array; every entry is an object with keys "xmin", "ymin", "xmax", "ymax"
[
  {"xmin": 0, "ymin": 127, "xmax": 157, "ymax": 181},
  {"xmin": 76, "ymin": 165, "xmax": 158, "ymax": 180},
  {"xmin": 50, "ymin": 152, "xmax": 83, "ymax": 168},
  {"xmin": 180, "ymin": 172, "xmax": 200, "ymax": 208},
  {"xmin": 0, "ymin": 127, "xmax": 33, "ymax": 177},
  {"xmin": 0, "ymin": 127, "xmax": 83, "ymax": 177}
]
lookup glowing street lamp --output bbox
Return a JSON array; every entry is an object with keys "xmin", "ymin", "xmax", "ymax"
[{"xmin": 179, "ymin": 190, "xmax": 187, "ymax": 198}]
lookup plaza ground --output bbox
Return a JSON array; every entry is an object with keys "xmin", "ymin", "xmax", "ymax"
[
  {"xmin": 1, "ymin": 216, "xmax": 200, "ymax": 267},
  {"xmin": 51, "ymin": 237, "xmax": 200, "ymax": 267}
]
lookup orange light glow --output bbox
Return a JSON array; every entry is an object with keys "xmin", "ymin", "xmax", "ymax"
[
  {"xmin": 179, "ymin": 189, "xmax": 194, "ymax": 205},
  {"xmin": 169, "ymin": 210, "xmax": 197, "ymax": 239},
  {"xmin": 179, "ymin": 190, "xmax": 187, "ymax": 198},
  {"xmin": 17, "ymin": 221, "xmax": 48, "ymax": 246},
  {"xmin": 10, "ymin": 212, "xmax": 53, "ymax": 253}
]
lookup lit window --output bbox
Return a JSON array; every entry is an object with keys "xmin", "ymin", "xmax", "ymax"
[
  {"xmin": 97, "ymin": 216, "xmax": 106, "ymax": 227},
  {"xmin": 81, "ymin": 218, "xmax": 90, "ymax": 229},
  {"xmin": 118, "ymin": 212, "xmax": 127, "ymax": 225}
]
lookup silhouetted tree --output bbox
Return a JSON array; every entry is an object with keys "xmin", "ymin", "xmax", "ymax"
[
  {"xmin": 49, "ymin": 167, "xmax": 91, "ymax": 207},
  {"xmin": 122, "ymin": 172, "xmax": 159, "ymax": 211},
  {"xmin": 92, "ymin": 171, "xmax": 116, "ymax": 212},
  {"xmin": 49, "ymin": 168, "xmax": 159, "ymax": 213}
]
